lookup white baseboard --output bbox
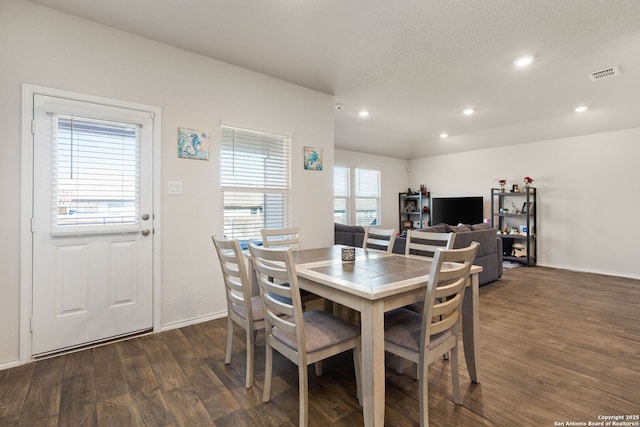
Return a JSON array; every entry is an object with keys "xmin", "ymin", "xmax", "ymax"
[
  {"xmin": 0, "ymin": 359, "xmax": 21, "ymax": 371},
  {"xmin": 161, "ymin": 310, "xmax": 227, "ymax": 332},
  {"xmin": 536, "ymin": 262, "xmax": 640, "ymax": 281}
]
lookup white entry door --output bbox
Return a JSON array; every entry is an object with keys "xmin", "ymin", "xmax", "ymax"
[{"xmin": 31, "ymin": 93, "xmax": 155, "ymax": 356}]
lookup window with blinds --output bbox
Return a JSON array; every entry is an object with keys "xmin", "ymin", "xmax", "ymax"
[
  {"xmin": 51, "ymin": 114, "xmax": 140, "ymax": 235},
  {"xmin": 333, "ymin": 166, "xmax": 350, "ymax": 225},
  {"xmin": 333, "ymin": 166, "xmax": 381, "ymax": 226},
  {"xmin": 220, "ymin": 125, "xmax": 291, "ymax": 242},
  {"xmin": 355, "ymin": 168, "xmax": 380, "ymax": 226}
]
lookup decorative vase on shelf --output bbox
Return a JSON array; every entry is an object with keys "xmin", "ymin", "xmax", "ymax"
[{"xmin": 498, "ymin": 179, "xmax": 507, "ymax": 193}]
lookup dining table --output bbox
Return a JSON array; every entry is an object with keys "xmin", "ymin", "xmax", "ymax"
[{"xmin": 289, "ymin": 245, "xmax": 482, "ymax": 427}]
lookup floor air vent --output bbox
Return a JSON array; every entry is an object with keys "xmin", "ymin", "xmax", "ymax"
[{"xmin": 589, "ymin": 66, "xmax": 620, "ymax": 81}]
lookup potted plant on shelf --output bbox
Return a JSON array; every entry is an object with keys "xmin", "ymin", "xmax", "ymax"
[
  {"xmin": 498, "ymin": 179, "xmax": 507, "ymax": 192},
  {"xmin": 523, "ymin": 176, "xmax": 534, "ymax": 190}
]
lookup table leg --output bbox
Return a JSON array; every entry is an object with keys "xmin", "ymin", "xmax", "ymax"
[
  {"xmin": 462, "ymin": 273, "xmax": 480, "ymax": 383},
  {"xmin": 359, "ymin": 300, "xmax": 386, "ymax": 426}
]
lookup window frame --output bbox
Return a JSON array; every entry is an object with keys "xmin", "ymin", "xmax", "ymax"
[
  {"xmin": 47, "ymin": 110, "xmax": 145, "ymax": 236},
  {"xmin": 333, "ymin": 165, "xmax": 350, "ymax": 225},
  {"xmin": 334, "ymin": 166, "xmax": 381, "ymax": 227},
  {"xmin": 220, "ymin": 124, "xmax": 292, "ymax": 243}
]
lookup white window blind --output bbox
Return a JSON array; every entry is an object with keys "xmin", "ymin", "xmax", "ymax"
[
  {"xmin": 333, "ymin": 166, "xmax": 350, "ymax": 225},
  {"xmin": 333, "ymin": 166, "xmax": 381, "ymax": 226},
  {"xmin": 221, "ymin": 125, "xmax": 291, "ymax": 243},
  {"xmin": 355, "ymin": 168, "xmax": 380, "ymax": 226},
  {"xmin": 51, "ymin": 114, "xmax": 140, "ymax": 235}
]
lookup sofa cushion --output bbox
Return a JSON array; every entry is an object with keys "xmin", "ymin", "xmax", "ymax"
[
  {"xmin": 417, "ymin": 224, "xmax": 447, "ymax": 233},
  {"xmin": 452, "ymin": 228, "xmax": 496, "ymax": 258},
  {"xmin": 334, "ymin": 223, "xmax": 364, "ymax": 233},
  {"xmin": 334, "ymin": 223, "xmax": 366, "ymax": 247},
  {"xmin": 470, "ymin": 222, "xmax": 491, "ymax": 230},
  {"xmin": 442, "ymin": 223, "xmax": 466, "ymax": 232}
]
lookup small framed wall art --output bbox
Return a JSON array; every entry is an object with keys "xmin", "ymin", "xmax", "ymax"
[
  {"xmin": 303, "ymin": 146, "xmax": 323, "ymax": 171},
  {"xmin": 178, "ymin": 127, "xmax": 210, "ymax": 160}
]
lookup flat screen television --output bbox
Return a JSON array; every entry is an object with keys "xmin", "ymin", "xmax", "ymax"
[{"xmin": 431, "ymin": 196, "xmax": 484, "ymax": 226}]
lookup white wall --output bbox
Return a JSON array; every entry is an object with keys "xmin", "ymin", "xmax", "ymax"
[
  {"xmin": 408, "ymin": 128, "xmax": 640, "ymax": 278},
  {"xmin": 0, "ymin": 0, "xmax": 335, "ymax": 366},
  {"xmin": 334, "ymin": 149, "xmax": 409, "ymax": 230}
]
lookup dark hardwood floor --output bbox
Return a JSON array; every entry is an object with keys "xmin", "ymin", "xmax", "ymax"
[{"xmin": 1, "ymin": 266, "xmax": 639, "ymax": 426}]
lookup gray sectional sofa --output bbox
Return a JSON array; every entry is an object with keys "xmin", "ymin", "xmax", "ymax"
[{"xmin": 334, "ymin": 223, "xmax": 503, "ymax": 286}]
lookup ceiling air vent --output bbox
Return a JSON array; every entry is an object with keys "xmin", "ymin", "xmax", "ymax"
[{"xmin": 588, "ymin": 66, "xmax": 620, "ymax": 81}]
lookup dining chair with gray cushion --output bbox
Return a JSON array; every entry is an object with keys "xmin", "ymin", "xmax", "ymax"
[
  {"xmin": 384, "ymin": 242, "xmax": 480, "ymax": 427},
  {"xmin": 248, "ymin": 243, "xmax": 362, "ymax": 427},
  {"xmin": 212, "ymin": 236, "xmax": 264, "ymax": 389},
  {"xmin": 403, "ymin": 229, "xmax": 456, "ymax": 320},
  {"xmin": 402, "ymin": 227, "xmax": 457, "ymax": 318},
  {"xmin": 397, "ymin": 228, "xmax": 458, "ymax": 376}
]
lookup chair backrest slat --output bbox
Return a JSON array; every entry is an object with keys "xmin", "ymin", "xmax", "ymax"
[
  {"xmin": 429, "ymin": 311, "xmax": 459, "ymax": 335},
  {"xmin": 363, "ymin": 227, "xmax": 396, "ymax": 252},
  {"xmin": 266, "ymin": 309, "xmax": 296, "ymax": 334},
  {"xmin": 406, "ymin": 230, "xmax": 455, "ymax": 257},
  {"xmin": 261, "ymin": 227, "xmax": 300, "ymax": 249}
]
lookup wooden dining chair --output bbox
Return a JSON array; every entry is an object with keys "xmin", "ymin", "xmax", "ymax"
[
  {"xmin": 261, "ymin": 227, "xmax": 321, "ymax": 306},
  {"xmin": 211, "ymin": 236, "xmax": 264, "ymax": 389},
  {"xmin": 248, "ymin": 243, "xmax": 362, "ymax": 427},
  {"xmin": 363, "ymin": 227, "xmax": 396, "ymax": 252},
  {"xmin": 384, "ymin": 242, "xmax": 480, "ymax": 427},
  {"xmin": 396, "ymin": 228, "xmax": 459, "ymax": 373},
  {"xmin": 403, "ymin": 229, "xmax": 456, "ymax": 316}
]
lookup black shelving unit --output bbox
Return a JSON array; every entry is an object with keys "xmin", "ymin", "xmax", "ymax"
[
  {"xmin": 491, "ymin": 187, "xmax": 537, "ymax": 266},
  {"xmin": 399, "ymin": 192, "xmax": 430, "ymax": 232}
]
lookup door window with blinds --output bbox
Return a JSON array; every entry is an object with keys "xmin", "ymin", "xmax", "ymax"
[
  {"xmin": 334, "ymin": 166, "xmax": 381, "ymax": 226},
  {"xmin": 220, "ymin": 125, "xmax": 291, "ymax": 244},
  {"xmin": 333, "ymin": 166, "xmax": 350, "ymax": 225},
  {"xmin": 51, "ymin": 114, "xmax": 140, "ymax": 235}
]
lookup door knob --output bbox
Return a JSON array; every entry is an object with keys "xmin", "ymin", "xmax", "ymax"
[
  {"xmin": 141, "ymin": 229, "xmax": 151, "ymax": 236},
  {"xmin": 141, "ymin": 213, "xmax": 150, "ymax": 221}
]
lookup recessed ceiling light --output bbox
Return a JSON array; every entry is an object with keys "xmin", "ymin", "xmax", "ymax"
[
  {"xmin": 462, "ymin": 108, "xmax": 475, "ymax": 116},
  {"xmin": 575, "ymin": 106, "xmax": 588, "ymax": 113},
  {"xmin": 358, "ymin": 110, "xmax": 369, "ymax": 118},
  {"xmin": 440, "ymin": 133, "xmax": 449, "ymax": 139},
  {"xmin": 514, "ymin": 55, "xmax": 535, "ymax": 68}
]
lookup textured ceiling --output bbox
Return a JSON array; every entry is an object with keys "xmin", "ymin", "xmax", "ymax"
[{"xmin": 25, "ymin": 0, "xmax": 640, "ymax": 159}]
